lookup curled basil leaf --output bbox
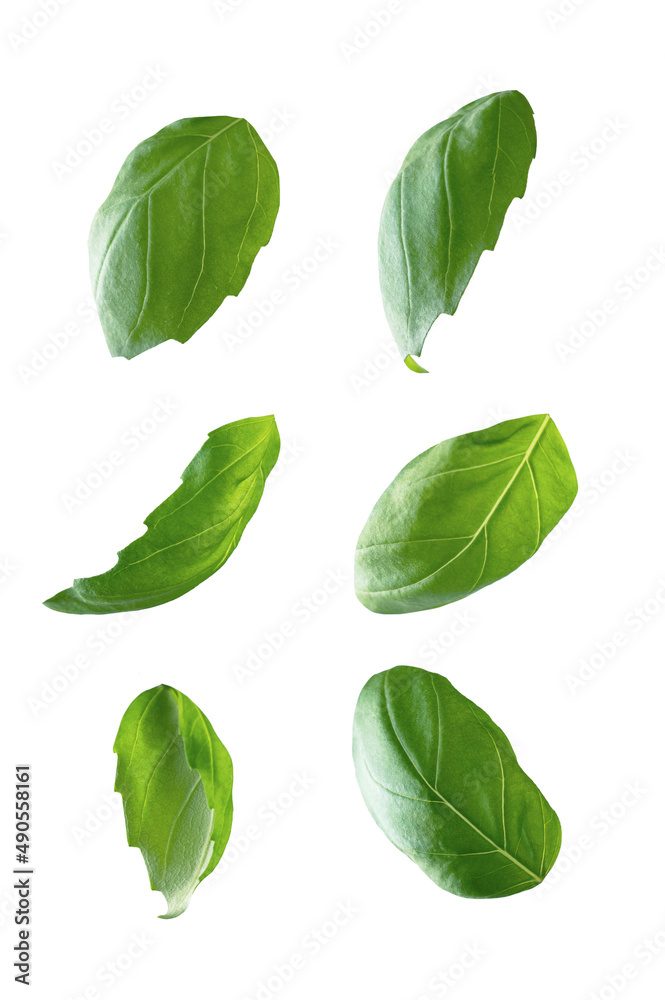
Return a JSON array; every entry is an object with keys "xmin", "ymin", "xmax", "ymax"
[
  {"xmin": 355, "ymin": 414, "xmax": 577, "ymax": 614},
  {"xmin": 114, "ymin": 684, "xmax": 233, "ymax": 918},
  {"xmin": 90, "ymin": 116, "xmax": 280, "ymax": 359},
  {"xmin": 45, "ymin": 415, "xmax": 280, "ymax": 614},
  {"xmin": 353, "ymin": 666, "xmax": 561, "ymax": 898},
  {"xmin": 379, "ymin": 91, "xmax": 536, "ymax": 368}
]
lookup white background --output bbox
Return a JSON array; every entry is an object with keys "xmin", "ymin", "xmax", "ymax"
[{"xmin": 2, "ymin": 0, "xmax": 663, "ymax": 998}]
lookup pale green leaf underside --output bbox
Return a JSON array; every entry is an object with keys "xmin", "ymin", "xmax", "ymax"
[
  {"xmin": 355, "ymin": 414, "xmax": 577, "ymax": 614},
  {"xmin": 379, "ymin": 91, "xmax": 536, "ymax": 364},
  {"xmin": 114, "ymin": 684, "xmax": 233, "ymax": 918},
  {"xmin": 45, "ymin": 415, "xmax": 280, "ymax": 614},
  {"xmin": 90, "ymin": 115, "xmax": 280, "ymax": 359},
  {"xmin": 353, "ymin": 666, "xmax": 561, "ymax": 898}
]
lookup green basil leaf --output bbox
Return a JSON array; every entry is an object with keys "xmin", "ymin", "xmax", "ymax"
[
  {"xmin": 90, "ymin": 116, "xmax": 280, "ymax": 359},
  {"xmin": 353, "ymin": 665, "xmax": 561, "ymax": 898},
  {"xmin": 355, "ymin": 414, "xmax": 577, "ymax": 614},
  {"xmin": 45, "ymin": 415, "xmax": 280, "ymax": 614},
  {"xmin": 114, "ymin": 684, "xmax": 233, "ymax": 918},
  {"xmin": 379, "ymin": 91, "xmax": 536, "ymax": 367}
]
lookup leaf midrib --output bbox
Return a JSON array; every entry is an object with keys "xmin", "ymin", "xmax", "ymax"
[
  {"xmin": 93, "ymin": 118, "xmax": 243, "ymax": 294},
  {"xmin": 152, "ymin": 421, "xmax": 274, "ymax": 526},
  {"xmin": 64, "ymin": 432, "xmax": 272, "ymax": 611},
  {"xmin": 359, "ymin": 415, "xmax": 550, "ymax": 597},
  {"xmin": 383, "ymin": 675, "xmax": 541, "ymax": 885}
]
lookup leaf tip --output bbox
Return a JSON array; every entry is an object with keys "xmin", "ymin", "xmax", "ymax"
[{"xmin": 43, "ymin": 590, "xmax": 69, "ymax": 613}]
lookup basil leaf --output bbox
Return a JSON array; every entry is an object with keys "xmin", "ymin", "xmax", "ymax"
[
  {"xmin": 114, "ymin": 684, "xmax": 233, "ymax": 918},
  {"xmin": 353, "ymin": 666, "xmax": 561, "ymax": 898},
  {"xmin": 355, "ymin": 414, "xmax": 577, "ymax": 614},
  {"xmin": 379, "ymin": 91, "xmax": 536, "ymax": 367},
  {"xmin": 90, "ymin": 116, "xmax": 280, "ymax": 359},
  {"xmin": 45, "ymin": 415, "xmax": 280, "ymax": 614}
]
